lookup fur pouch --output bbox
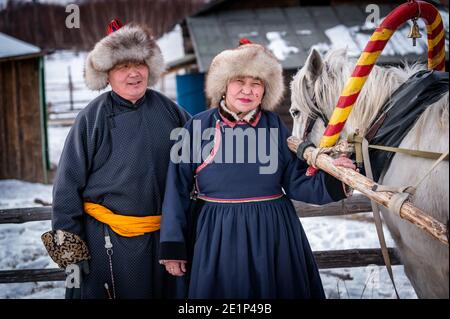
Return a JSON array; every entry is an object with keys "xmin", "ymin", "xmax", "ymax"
[{"xmin": 41, "ymin": 230, "xmax": 90, "ymax": 269}]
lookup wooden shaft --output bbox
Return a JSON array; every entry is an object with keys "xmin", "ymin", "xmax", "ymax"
[{"xmin": 288, "ymin": 137, "xmax": 448, "ymax": 245}]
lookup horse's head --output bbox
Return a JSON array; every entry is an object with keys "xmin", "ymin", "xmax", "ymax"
[{"xmin": 290, "ymin": 48, "xmax": 352, "ymax": 145}]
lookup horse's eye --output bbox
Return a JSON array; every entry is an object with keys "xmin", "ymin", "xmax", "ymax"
[{"xmin": 290, "ymin": 109, "xmax": 300, "ymax": 118}]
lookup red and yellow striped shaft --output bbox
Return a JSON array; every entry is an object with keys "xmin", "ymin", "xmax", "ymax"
[{"xmin": 307, "ymin": 1, "xmax": 446, "ymax": 176}]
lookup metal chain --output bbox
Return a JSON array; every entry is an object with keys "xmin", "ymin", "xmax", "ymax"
[
  {"xmin": 106, "ymin": 248, "xmax": 116, "ymax": 299},
  {"xmin": 104, "ymin": 225, "xmax": 116, "ymax": 299}
]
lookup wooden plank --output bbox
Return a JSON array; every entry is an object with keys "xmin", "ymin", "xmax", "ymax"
[
  {"xmin": 0, "ymin": 62, "xmax": 8, "ymax": 178},
  {"xmin": 0, "ymin": 195, "xmax": 371, "ymax": 224},
  {"xmin": 314, "ymin": 248, "xmax": 401, "ymax": 269},
  {"xmin": 0, "ymin": 206, "xmax": 52, "ymax": 224},
  {"xmin": 0, "ymin": 268, "xmax": 65, "ymax": 284},
  {"xmin": 2, "ymin": 62, "xmax": 20, "ymax": 179},
  {"xmin": 11, "ymin": 60, "xmax": 21, "ymax": 180},
  {"xmin": 294, "ymin": 194, "xmax": 372, "ymax": 218},
  {"xmin": 0, "ymin": 248, "xmax": 402, "ymax": 283},
  {"xmin": 17, "ymin": 59, "xmax": 30, "ymax": 181},
  {"xmin": 1, "ymin": 62, "xmax": 13, "ymax": 178}
]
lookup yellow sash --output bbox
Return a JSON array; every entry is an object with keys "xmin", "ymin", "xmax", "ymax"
[{"xmin": 84, "ymin": 202, "xmax": 161, "ymax": 237}]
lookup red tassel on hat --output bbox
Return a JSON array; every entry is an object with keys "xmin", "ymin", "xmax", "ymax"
[
  {"xmin": 239, "ymin": 38, "xmax": 252, "ymax": 46},
  {"xmin": 107, "ymin": 18, "xmax": 123, "ymax": 35}
]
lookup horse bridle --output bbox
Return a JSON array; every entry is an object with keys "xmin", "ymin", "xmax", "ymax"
[{"xmin": 302, "ymin": 92, "xmax": 329, "ymax": 141}]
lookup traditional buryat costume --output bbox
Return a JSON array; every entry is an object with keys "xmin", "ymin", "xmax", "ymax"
[
  {"xmin": 48, "ymin": 22, "xmax": 190, "ymax": 298},
  {"xmin": 159, "ymin": 41, "xmax": 348, "ymax": 298}
]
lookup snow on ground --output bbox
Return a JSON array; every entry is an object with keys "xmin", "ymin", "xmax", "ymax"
[
  {"xmin": 302, "ymin": 215, "xmax": 417, "ymax": 299},
  {"xmin": 0, "ymin": 180, "xmax": 65, "ymax": 299},
  {"xmin": 0, "ymin": 180, "xmax": 418, "ymax": 298},
  {"xmin": 47, "ymin": 126, "xmax": 71, "ymax": 167}
]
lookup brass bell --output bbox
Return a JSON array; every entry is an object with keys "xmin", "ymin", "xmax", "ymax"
[{"xmin": 408, "ymin": 18, "xmax": 422, "ymax": 46}]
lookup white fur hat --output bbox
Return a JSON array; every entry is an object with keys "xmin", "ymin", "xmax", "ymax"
[
  {"xmin": 205, "ymin": 42, "xmax": 284, "ymax": 111},
  {"xmin": 84, "ymin": 23, "xmax": 164, "ymax": 91}
]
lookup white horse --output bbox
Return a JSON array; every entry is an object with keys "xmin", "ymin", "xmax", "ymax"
[{"xmin": 289, "ymin": 48, "xmax": 449, "ymax": 298}]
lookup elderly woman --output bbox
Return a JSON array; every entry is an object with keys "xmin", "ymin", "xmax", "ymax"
[
  {"xmin": 49, "ymin": 21, "xmax": 190, "ymax": 299},
  {"xmin": 159, "ymin": 40, "xmax": 355, "ymax": 299}
]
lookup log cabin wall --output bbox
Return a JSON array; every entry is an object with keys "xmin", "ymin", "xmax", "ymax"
[{"xmin": 0, "ymin": 0, "xmax": 207, "ymax": 51}]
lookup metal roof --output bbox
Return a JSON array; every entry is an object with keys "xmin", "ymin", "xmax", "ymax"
[
  {"xmin": 187, "ymin": 4, "xmax": 449, "ymax": 72},
  {"xmin": 0, "ymin": 32, "xmax": 41, "ymax": 59}
]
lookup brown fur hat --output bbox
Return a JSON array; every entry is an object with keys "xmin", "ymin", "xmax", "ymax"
[
  {"xmin": 84, "ymin": 23, "xmax": 164, "ymax": 90},
  {"xmin": 206, "ymin": 42, "xmax": 284, "ymax": 110}
]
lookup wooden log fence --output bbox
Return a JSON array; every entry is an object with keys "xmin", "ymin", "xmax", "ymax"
[
  {"xmin": 0, "ymin": 248, "xmax": 401, "ymax": 284},
  {"xmin": 0, "ymin": 195, "xmax": 401, "ymax": 284},
  {"xmin": 0, "ymin": 195, "xmax": 372, "ymax": 224}
]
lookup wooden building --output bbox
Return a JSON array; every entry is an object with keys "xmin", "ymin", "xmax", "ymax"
[{"xmin": 0, "ymin": 32, "xmax": 49, "ymax": 183}]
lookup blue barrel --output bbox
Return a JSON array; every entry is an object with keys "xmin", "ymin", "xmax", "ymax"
[{"xmin": 176, "ymin": 73, "xmax": 206, "ymax": 116}]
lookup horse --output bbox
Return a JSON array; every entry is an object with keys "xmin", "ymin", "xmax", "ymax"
[{"xmin": 289, "ymin": 48, "xmax": 449, "ymax": 298}]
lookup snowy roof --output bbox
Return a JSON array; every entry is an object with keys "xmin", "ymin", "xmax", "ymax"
[
  {"xmin": 0, "ymin": 32, "xmax": 41, "ymax": 60},
  {"xmin": 187, "ymin": 4, "xmax": 449, "ymax": 72}
]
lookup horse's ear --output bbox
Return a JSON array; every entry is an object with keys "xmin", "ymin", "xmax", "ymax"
[{"xmin": 305, "ymin": 49, "xmax": 323, "ymax": 81}]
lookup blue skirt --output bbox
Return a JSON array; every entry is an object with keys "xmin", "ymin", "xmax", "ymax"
[{"xmin": 188, "ymin": 196, "xmax": 325, "ymax": 299}]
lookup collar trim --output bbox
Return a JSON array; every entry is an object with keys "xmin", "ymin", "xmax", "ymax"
[{"xmin": 219, "ymin": 100, "xmax": 261, "ymax": 127}]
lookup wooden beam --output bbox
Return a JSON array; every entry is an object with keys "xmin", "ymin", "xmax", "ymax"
[
  {"xmin": 0, "ymin": 268, "xmax": 65, "ymax": 284},
  {"xmin": 0, "ymin": 206, "xmax": 52, "ymax": 224},
  {"xmin": 294, "ymin": 194, "xmax": 372, "ymax": 218},
  {"xmin": 314, "ymin": 248, "xmax": 401, "ymax": 269},
  {"xmin": 164, "ymin": 53, "xmax": 197, "ymax": 74},
  {"xmin": 0, "ymin": 62, "xmax": 8, "ymax": 178},
  {"xmin": 0, "ymin": 248, "xmax": 402, "ymax": 283},
  {"xmin": 287, "ymin": 136, "xmax": 449, "ymax": 245},
  {"xmin": 0, "ymin": 196, "xmax": 372, "ymax": 224}
]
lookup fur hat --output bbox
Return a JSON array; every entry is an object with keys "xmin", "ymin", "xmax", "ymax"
[
  {"xmin": 84, "ymin": 22, "xmax": 164, "ymax": 91},
  {"xmin": 205, "ymin": 41, "xmax": 284, "ymax": 111}
]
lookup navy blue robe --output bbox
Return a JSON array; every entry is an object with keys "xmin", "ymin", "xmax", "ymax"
[
  {"xmin": 160, "ymin": 108, "xmax": 346, "ymax": 299},
  {"xmin": 52, "ymin": 89, "xmax": 190, "ymax": 298}
]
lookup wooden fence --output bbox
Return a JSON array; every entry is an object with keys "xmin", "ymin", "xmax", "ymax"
[{"xmin": 0, "ymin": 194, "xmax": 401, "ymax": 284}]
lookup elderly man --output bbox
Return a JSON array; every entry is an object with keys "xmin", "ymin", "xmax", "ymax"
[{"xmin": 47, "ymin": 21, "xmax": 190, "ymax": 299}]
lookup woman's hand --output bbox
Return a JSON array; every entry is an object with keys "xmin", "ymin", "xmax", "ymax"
[
  {"xmin": 331, "ymin": 154, "xmax": 357, "ymax": 197},
  {"xmin": 163, "ymin": 260, "xmax": 187, "ymax": 276},
  {"xmin": 332, "ymin": 154, "xmax": 357, "ymax": 171}
]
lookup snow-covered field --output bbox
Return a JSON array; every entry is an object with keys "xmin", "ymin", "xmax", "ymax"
[
  {"xmin": 0, "ymin": 180, "xmax": 64, "ymax": 299},
  {"xmin": 0, "ymin": 177, "xmax": 418, "ymax": 299},
  {"xmin": 0, "ymin": 25, "xmax": 418, "ymax": 299}
]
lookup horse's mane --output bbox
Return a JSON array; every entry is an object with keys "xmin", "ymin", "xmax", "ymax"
[{"xmin": 292, "ymin": 49, "xmax": 437, "ymax": 136}]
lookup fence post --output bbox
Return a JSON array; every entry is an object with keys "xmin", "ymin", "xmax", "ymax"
[{"xmin": 68, "ymin": 65, "xmax": 74, "ymax": 111}]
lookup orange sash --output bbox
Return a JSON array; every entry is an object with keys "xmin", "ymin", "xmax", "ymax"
[{"xmin": 84, "ymin": 202, "xmax": 160, "ymax": 237}]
